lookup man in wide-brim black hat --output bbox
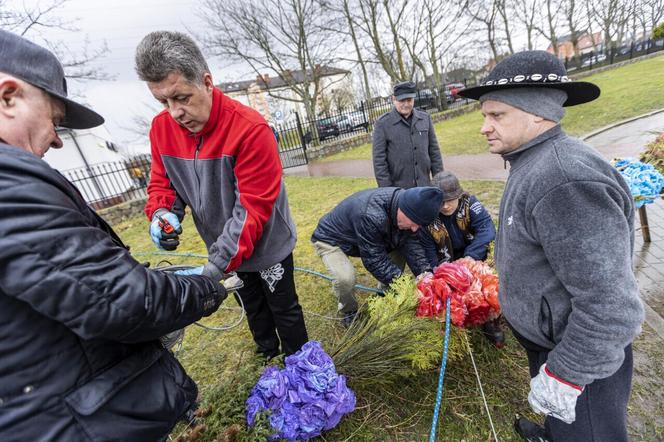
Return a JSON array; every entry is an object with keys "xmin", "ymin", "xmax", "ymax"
[{"xmin": 459, "ymin": 50, "xmax": 644, "ymax": 442}]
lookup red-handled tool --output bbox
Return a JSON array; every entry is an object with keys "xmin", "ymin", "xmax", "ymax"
[{"xmin": 157, "ymin": 215, "xmax": 175, "ymax": 234}]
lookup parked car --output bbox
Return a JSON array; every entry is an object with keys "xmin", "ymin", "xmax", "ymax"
[
  {"xmin": 335, "ymin": 113, "xmax": 368, "ymax": 132},
  {"xmin": 314, "ymin": 118, "xmax": 340, "ymax": 141},
  {"xmin": 581, "ymin": 53, "xmax": 607, "ymax": 67},
  {"xmin": 445, "ymin": 83, "xmax": 466, "ymax": 102}
]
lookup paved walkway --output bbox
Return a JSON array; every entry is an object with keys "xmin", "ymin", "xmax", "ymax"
[{"xmin": 285, "ymin": 111, "xmax": 664, "ymax": 182}]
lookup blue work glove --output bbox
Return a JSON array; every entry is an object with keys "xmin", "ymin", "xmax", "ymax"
[
  {"xmin": 174, "ymin": 266, "xmax": 204, "ymax": 276},
  {"xmin": 173, "ymin": 264, "xmax": 228, "ymax": 315},
  {"xmin": 528, "ymin": 363, "xmax": 584, "ymax": 424},
  {"xmin": 150, "ymin": 209, "xmax": 182, "ymax": 251}
]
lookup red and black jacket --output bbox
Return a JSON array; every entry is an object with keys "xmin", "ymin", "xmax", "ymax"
[{"xmin": 145, "ymin": 88, "xmax": 296, "ymax": 272}]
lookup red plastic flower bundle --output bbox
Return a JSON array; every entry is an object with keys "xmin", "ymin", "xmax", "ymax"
[{"xmin": 415, "ymin": 258, "xmax": 500, "ymax": 328}]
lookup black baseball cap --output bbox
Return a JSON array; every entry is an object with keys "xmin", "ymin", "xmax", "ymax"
[
  {"xmin": 393, "ymin": 81, "xmax": 417, "ymax": 100},
  {"xmin": 0, "ymin": 30, "xmax": 104, "ymax": 129}
]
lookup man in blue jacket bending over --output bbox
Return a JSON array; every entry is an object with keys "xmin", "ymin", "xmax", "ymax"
[
  {"xmin": 0, "ymin": 30, "xmax": 227, "ymax": 442},
  {"xmin": 311, "ymin": 186, "xmax": 443, "ymax": 326}
]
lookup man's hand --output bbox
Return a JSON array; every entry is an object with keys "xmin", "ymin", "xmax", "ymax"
[
  {"xmin": 528, "ymin": 363, "xmax": 584, "ymax": 424},
  {"xmin": 150, "ymin": 209, "xmax": 182, "ymax": 250}
]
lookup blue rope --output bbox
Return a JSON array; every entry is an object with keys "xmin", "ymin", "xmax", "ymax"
[
  {"xmin": 132, "ymin": 251, "xmax": 384, "ymax": 294},
  {"xmin": 429, "ymin": 297, "xmax": 451, "ymax": 442}
]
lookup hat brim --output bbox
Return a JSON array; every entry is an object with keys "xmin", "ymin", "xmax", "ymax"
[
  {"xmin": 457, "ymin": 81, "xmax": 600, "ymax": 107},
  {"xmin": 395, "ymin": 92, "xmax": 416, "ymax": 101},
  {"xmin": 49, "ymin": 91, "xmax": 105, "ymax": 129},
  {"xmin": 443, "ymin": 189, "xmax": 464, "ymax": 202}
]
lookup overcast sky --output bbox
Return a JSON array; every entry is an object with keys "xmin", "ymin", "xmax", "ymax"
[{"xmin": 9, "ymin": 0, "xmax": 248, "ymax": 150}]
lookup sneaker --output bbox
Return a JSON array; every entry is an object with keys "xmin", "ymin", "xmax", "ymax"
[
  {"xmin": 514, "ymin": 416, "xmax": 550, "ymax": 442},
  {"xmin": 341, "ymin": 310, "xmax": 358, "ymax": 328},
  {"xmin": 482, "ymin": 318, "xmax": 505, "ymax": 348}
]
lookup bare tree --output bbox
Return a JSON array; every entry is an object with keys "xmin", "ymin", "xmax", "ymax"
[
  {"xmin": 561, "ymin": 0, "xmax": 591, "ymax": 58},
  {"xmin": 0, "ymin": 0, "xmax": 112, "ymax": 81},
  {"xmin": 495, "ymin": 0, "xmax": 515, "ymax": 54},
  {"xmin": 534, "ymin": 0, "xmax": 563, "ymax": 57},
  {"xmin": 466, "ymin": 0, "xmax": 501, "ymax": 62},
  {"xmin": 355, "ymin": 0, "xmax": 406, "ymax": 82},
  {"xmin": 199, "ymin": 0, "xmax": 342, "ymax": 120},
  {"xmin": 420, "ymin": 0, "xmax": 469, "ymax": 107},
  {"xmin": 319, "ymin": 0, "xmax": 373, "ymax": 100},
  {"xmin": 636, "ymin": 0, "xmax": 664, "ymax": 38},
  {"xmin": 587, "ymin": 0, "xmax": 624, "ymax": 53},
  {"xmin": 513, "ymin": 0, "xmax": 540, "ymax": 50}
]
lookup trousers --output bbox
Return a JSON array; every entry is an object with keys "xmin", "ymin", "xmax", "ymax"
[
  {"xmin": 235, "ymin": 253, "xmax": 308, "ymax": 357},
  {"xmin": 512, "ymin": 326, "xmax": 633, "ymax": 442}
]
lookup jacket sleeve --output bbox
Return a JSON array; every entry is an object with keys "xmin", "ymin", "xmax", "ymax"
[
  {"xmin": 401, "ymin": 232, "xmax": 433, "ymax": 276},
  {"xmin": 144, "ymin": 125, "xmax": 186, "ymax": 221},
  {"xmin": 463, "ymin": 197, "xmax": 496, "ymax": 260},
  {"xmin": 356, "ymin": 214, "xmax": 402, "ymax": 285},
  {"xmin": 532, "ymin": 181, "xmax": 644, "ymax": 385},
  {"xmin": 0, "ymin": 179, "xmax": 222, "ymax": 343},
  {"xmin": 427, "ymin": 115, "xmax": 444, "ymax": 175},
  {"xmin": 208, "ymin": 123, "xmax": 282, "ymax": 272},
  {"xmin": 372, "ymin": 120, "xmax": 393, "ymax": 187},
  {"xmin": 417, "ymin": 227, "xmax": 439, "ymax": 268}
]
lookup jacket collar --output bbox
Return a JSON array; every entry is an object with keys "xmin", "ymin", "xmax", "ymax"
[
  {"xmin": 181, "ymin": 87, "xmax": 224, "ymax": 138},
  {"xmin": 501, "ymin": 125, "xmax": 563, "ymax": 170},
  {"xmin": 389, "ymin": 106, "xmax": 422, "ymax": 125}
]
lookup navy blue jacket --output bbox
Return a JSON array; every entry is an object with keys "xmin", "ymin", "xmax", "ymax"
[
  {"xmin": 0, "ymin": 143, "xmax": 223, "ymax": 442},
  {"xmin": 420, "ymin": 195, "xmax": 496, "ymax": 266},
  {"xmin": 311, "ymin": 187, "xmax": 431, "ymax": 284}
]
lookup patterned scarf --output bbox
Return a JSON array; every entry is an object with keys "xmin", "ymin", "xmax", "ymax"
[{"xmin": 427, "ymin": 194, "xmax": 472, "ymax": 263}]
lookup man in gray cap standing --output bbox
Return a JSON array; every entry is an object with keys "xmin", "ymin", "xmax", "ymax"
[
  {"xmin": 458, "ymin": 50, "xmax": 643, "ymax": 441},
  {"xmin": 0, "ymin": 30, "xmax": 227, "ymax": 441},
  {"xmin": 372, "ymin": 81, "xmax": 443, "ymax": 189}
]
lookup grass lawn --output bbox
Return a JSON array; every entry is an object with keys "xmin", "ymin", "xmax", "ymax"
[
  {"xmin": 321, "ymin": 54, "xmax": 664, "ymax": 161},
  {"xmin": 115, "ymin": 177, "xmax": 543, "ymax": 441},
  {"xmin": 112, "ymin": 176, "xmax": 661, "ymax": 440}
]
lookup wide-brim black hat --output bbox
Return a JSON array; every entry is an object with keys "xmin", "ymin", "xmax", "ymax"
[{"xmin": 458, "ymin": 50, "xmax": 600, "ymax": 106}]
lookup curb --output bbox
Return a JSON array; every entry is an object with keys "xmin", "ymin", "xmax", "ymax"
[
  {"xmin": 582, "ymin": 108, "xmax": 664, "ymax": 141},
  {"xmin": 643, "ymin": 301, "xmax": 664, "ymax": 342}
]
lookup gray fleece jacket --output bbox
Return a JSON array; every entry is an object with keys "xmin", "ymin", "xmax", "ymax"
[{"xmin": 495, "ymin": 125, "xmax": 644, "ymax": 386}]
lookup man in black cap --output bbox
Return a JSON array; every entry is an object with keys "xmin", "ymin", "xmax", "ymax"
[
  {"xmin": 311, "ymin": 186, "xmax": 443, "ymax": 326},
  {"xmin": 0, "ymin": 30, "xmax": 227, "ymax": 441},
  {"xmin": 458, "ymin": 50, "xmax": 643, "ymax": 441},
  {"xmin": 372, "ymin": 80, "xmax": 444, "ymax": 189}
]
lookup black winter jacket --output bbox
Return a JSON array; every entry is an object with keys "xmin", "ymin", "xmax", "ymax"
[
  {"xmin": 0, "ymin": 143, "xmax": 223, "ymax": 441},
  {"xmin": 311, "ymin": 187, "xmax": 431, "ymax": 284}
]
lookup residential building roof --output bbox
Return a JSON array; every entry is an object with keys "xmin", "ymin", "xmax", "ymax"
[{"xmin": 218, "ymin": 65, "xmax": 350, "ymax": 94}]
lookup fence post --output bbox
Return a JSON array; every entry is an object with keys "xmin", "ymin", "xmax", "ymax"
[
  {"xmin": 294, "ymin": 111, "xmax": 308, "ymax": 163},
  {"xmin": 361, "ymin": 101, "xmax": 369, "ymax": 133}
]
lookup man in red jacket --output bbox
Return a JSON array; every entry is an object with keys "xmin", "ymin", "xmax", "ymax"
[{"xmin": 135, "ymin": 31, "xmax": 308, "ymax": 358}]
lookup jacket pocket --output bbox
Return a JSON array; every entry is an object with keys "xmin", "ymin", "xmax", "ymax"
[
  {"xmin": 65, "ymin": 345, "xmax": 196, "ymax": 442},
  {"xmin": 538, "ymin": 296, "xmax": 556, "ymax": 345}
]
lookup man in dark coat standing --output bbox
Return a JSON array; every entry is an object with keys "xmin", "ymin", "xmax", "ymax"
[
  {"xmin": 0, "ymin": 30, "xmax": 227, "ymax": 442},
  {"xmin": 459, "ymin": 50, "xmax": 644, "ymax": 442},
  {"xmin": 372, "ymin": 81, "xmax": 444, "ymax": 188}
]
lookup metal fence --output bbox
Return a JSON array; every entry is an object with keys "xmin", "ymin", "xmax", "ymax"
[
  {"xmin": 564, "ymin": 37, "xmax": 664, "ymax": 73},
  {"xmin": 274, "ymin": 91, "xmax": 473, "ymax": 168},
  {"xmin": 61, "ymin": 154, "xmax": 152, "ymax": 210}
]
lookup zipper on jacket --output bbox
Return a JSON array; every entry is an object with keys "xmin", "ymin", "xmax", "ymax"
[{"xmin": 194, "ymin": 135, "xmax": 204, "ymax": 221}]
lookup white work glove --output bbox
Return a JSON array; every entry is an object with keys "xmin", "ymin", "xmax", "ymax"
[{"xmin": 528, "ymin": 363, "xmax": 584, "ymax": 424}]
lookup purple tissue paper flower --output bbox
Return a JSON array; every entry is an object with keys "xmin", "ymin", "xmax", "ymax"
[{"xmin": 246, "ymin": 341, "xmax": 356, "ymax": 440}]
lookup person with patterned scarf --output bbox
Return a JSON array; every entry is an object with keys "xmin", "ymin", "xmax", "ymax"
[{"xmin": 420, "ymin": 171, "xmax": 504, "ymax": 346}]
